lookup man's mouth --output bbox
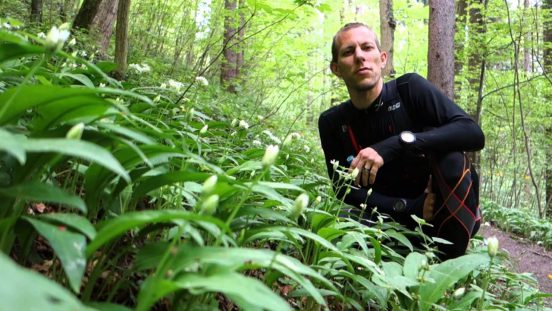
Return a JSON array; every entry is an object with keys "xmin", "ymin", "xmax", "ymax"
[{"xmin": 356, "ymin": 67, "xmax": 371, "ymax": 74}]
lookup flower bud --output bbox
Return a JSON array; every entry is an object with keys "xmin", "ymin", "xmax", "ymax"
[
  {"xmin": 453, "ymin": 287, "xmax": 465, "ymax": 298},
  {"xmin": 315, "ymin": 196, "xmax": 321, "ymax": 204},
  {"xmin": 291, "ymin": 193, "xmax": 309, "ymax": 220},
  {"xmin": 200, "ymin": 194, "xmax": 219, "ymax": 215},
  {"xmin": 200, "ymin": 124, "xmax": 208, "ymax": 134},
  {"xmin": 202, "ymin": 175, "xmax": 217, "ymax": 194},
  {"xmin": 487, "ymin": 236, "xmax": 499, "ymax": 257},
  {"xmin": 262, "ymin": 145, "xmax": 279, "ymax": 167},
  {"xmin": 350, "ymin": 167, "xmax": 359, "ymax": 179},
  {"xmin": 66, "ymin": 122, "xmax": 84, "ymax": 140}
]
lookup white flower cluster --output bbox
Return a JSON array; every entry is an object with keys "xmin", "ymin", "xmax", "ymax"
[
  {"xmin": 129, "ymin": 63, "xmax": 151, "ymax": 73},
  {"xmin": 238, "ymin": 120, "xmax": 249, "ymax": 129},
  {"xmin": 195, "ymin": 76, "xmax": 209, "ymax": 86},
  {"xmin": 45, "ymin": 23, "xmax": 71, "ymax": 51},
  {"xmin": 262, "ymin": 130, "xmax": 281, "ymax": 144},
  {"xmin": 283, "ymin": 132, "xmax": 301, "ymax": 146},
  {"xmin": 167, "ymin": 79, "xmax": 183, "ymax": 91}
]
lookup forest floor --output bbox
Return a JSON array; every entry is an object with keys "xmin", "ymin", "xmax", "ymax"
[{"xmin": 479, "ymin": 224, "xmax": 552, "ymax": 304}]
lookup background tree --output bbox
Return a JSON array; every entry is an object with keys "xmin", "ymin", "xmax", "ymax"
[
  {"xmin": 427, "ymin": 0, "xmax": 455, "ymax": 98},
  {"xmin": 91, "ymin": 0, "xmax": 119, "ymax": 55},
  {"xmin": 221, "ymin": 0, "xmax": 239, "ymax": 93},
  {"xmin": 114, "ymin": 0, "xmax": 131, "ymax": 79},
  {"xmin": 30, "ymin": 0, "xmax": 42, "ymax": 23},
  {"xmin": 379, "ymin": 0, "xmax": 396, "ymax": 77},
  {"xmin": 72, "ymin": 0, "xmax": 104, "ymax": 30}
]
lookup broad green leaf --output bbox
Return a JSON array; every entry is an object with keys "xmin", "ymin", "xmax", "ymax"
[
  {"xmin": 0, "ymin": 128, "xmax": 26, "ymax": 164},
  {"xmin": 56, "ymin": 73, "xmax": 95, "ymax": 88},
  {"xmin": 418, "ymin": 254, "xmax": 490, "ymax": 311},
  {"xmin": 385, "ymin": 229, "xmax": 413, "ymax": 251},
  {"xmin": 87, "ymin": 302, "xmax": 133, "ymax": 311},
  {"xmin": 21, "ymin": 138, "xmax": 130, "ymax": 182},
  {"xmin": 403, "ymin": 252, "xmax": 426, "ymax": 280},
  {"xmin": 132, "ymin": 170, "xmax": 208, "ymax": 199},
  {"xmin": 0, "ymin": 181, "xmax": 86, "ymax": 212},
  {"xmin": 24, "ymin": 217, "xmax": 87, "ymax": 293},
  {"xmin": 173, "ymin": 272, "xmax": 291, "ymax": 311},
  {"xmin": 447, "ymin": 291, "xmax": 480, "ymax": 310},
  {"xmin": 39, "ymin": 213, "xmax": 96, "ymax": 240},
  {"xmin": 0, "ymin": 42, "xmax": 44, "ymax": 62},
  {"xmin": 0, "ymin": 252, "xmax": 91, "ymax": 310},
  {"xmin": 86, "ymin": 210, "xmax": 228, "ymax": 256}
]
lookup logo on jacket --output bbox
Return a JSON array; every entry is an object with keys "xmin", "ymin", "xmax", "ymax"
[{"xmin": 388, "ymin": 101, "xmax": 401, "ymax": 112}]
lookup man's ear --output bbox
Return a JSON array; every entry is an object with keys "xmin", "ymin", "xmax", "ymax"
[
  {"xmin": 330, "ymin": 62, "xmax": 341, "ymax": 77},
  {"xmin": 380, "ymin": 51, "xmax": 388, "ymax": 69}
]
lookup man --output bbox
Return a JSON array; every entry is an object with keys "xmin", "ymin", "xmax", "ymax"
[{"xmin": 318, "ymin": 22, "xmax": 484, "ymax": 259}]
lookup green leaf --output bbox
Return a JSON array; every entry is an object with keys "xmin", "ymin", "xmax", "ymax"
[
  {"xmin": 21, "ymin": 138, "xmax": 130, "ymax": 182},
  {"xmin": 86, "ymin": 210, "xmax": 228, "ymax": 257},
  {"xmin": 0, "ymin": 181, "xmax": 86, "ymax": 212},
  {"xmin": 39, "ymin": 213, "xmax": 96, "ymax": 240},
  {"xmin": 24, "ymin": 217, "xmax": 87, "ymax": 293},
  {"xmin": 56, "ymin": 73, "xmax": 95, "ymax": 88},
  {"xmin": 403, "ymin": 252, "xmax": 426, "ymax": 280},
  {"xmin": 0, "ymin": 42, "xmax": 44, "ymax": 63},
  {"xmin": 0, "ymin": 252, "xmax": 91, "ymax": 310},
  {"xmin": 173, "ymin": 272, "xmax": 291, "ymax": 311},
  {"xmin": 0, "ymin": 128, "xmax": 26, "ymax": 164},
  {"xmin": 418, "ymin": 254, "xmax": 489, "ymax": 311}
]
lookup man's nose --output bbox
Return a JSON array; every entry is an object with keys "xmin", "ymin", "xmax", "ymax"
[{"xmin": 353, "ymin": 46, "xmax": 365, "ymax": 62}]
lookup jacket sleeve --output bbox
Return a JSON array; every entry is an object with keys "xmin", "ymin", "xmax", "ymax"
[{"xmin": 370, "ymin": 73, "xmax": 485, "ymax": 163}]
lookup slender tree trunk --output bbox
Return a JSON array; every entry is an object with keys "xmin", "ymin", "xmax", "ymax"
[
  {"xmin": 30, "ymin": 0, "xmax": 43, "ymax": 23},
  {"xmin": 379, "ymin": 0, "xmax": 396, "ymax": 77},
  {"xmin": 543, "ymin": 0, "xmax": 552, "ymax": 214},
  {"xmin": 454, "ymin": 0, "xmax": 468, "ymax": 102},
  {"xmin": 73, "ymin": 0, "xmax": 104, "ymax": 30},
  {"xmin": 91, "ymin": 0, "xmax": 119, "ymax": 55},
  {"xmin": 236, "ymin": 0, "xmax": 245, "ymax": 77},
  {"xmin": 114, "ymin": 0, "xmax": 131, "ymax": 80},
  {"xmin": 427, "ymin": 0, "xmax": 455, "ymax": 99},
  {"xmin": 523, "ymin": 0, "xmax": 532, "ymax": 73},
  {"xmin": 221, "ymin": 0, "xmax": 238, "ymax": 93}
]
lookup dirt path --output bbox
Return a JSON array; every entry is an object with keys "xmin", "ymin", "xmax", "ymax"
[{"xmin": 479, "ymin": 224, "xmax": 552, "ymax": 298}]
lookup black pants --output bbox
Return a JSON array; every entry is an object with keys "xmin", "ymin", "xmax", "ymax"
[{"xmin": 428, "ymin": 151, "xmax": 481, "ymax": 259}]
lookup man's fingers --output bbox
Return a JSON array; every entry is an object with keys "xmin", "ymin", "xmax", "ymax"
[
  {"xmin": 361, "ymin": 167, "xmax": 370, "ymax": 186},
  {"xmin": 368, "ymin": 166, "xmax": 378, "ymax": 184}
]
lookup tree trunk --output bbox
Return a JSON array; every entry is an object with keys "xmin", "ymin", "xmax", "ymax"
[
  {"xmin": 454, "ymin": 0, "xmax": 468, "ymax": 102},
  {"xmin": 91, "ymin": 0, "xmax": 119, "ymax": 55},
  {"xmin": 236, "ymin": 0, "xmax": 245, "ymax": 77},
  {"xmin": 30, "ymin": 0, "xmax": 43, "ymax": 23},
  {"xmin": 221, "ymin": 0, "xmax": 238, "ymax": 93},
  {"xmin": 427, "ymin": 0, "xmax": 455, "ymax": 99},
  {"xmin": 114, "ymin": 0, "xmax": 131, "ymax": 80},
  {"xmin": 73, "ymin": 0, "xmax": 104, "ymax": 30},
  {"xmin": 379, "ymin": 0, "xmax": 396, "ymax": 77},
  {"xmin": 523, "ymin": 0, "xmax": 531, "ymax": 73},
  {"xmin": 543, "ymin": 0, "xmax": 552, "ymax": 214}
]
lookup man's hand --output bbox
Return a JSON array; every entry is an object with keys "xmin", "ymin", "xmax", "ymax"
[{"xmin": 349, "ymin": 147, "xmax": 384, "ymax": 186}]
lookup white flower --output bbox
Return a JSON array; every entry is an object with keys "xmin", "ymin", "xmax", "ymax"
[
  {"xmin": 195, "ymin": 76, "xmax": 209, "ymax": 86},
  {"xmin": 330, "ymin": 159, "xmax": 339, "ymax": 171},
  {"xmin": 252, "ymin": 140, "xmax": 262, "ymax": 146},
  {"xmin": 2, "ymin": 22, "xmax": 11, "ymax": 29},
  {"xmin": 160, "ymin": 83, "xmax": 167, "ymax": 88},
  {"xmin": 360, "ymin": 203, "xmax": 367, "ymax": 210},
  {"xmin": 45, "ymin": 24, "xmax": 71, "ymax": 51},
  {"xmin": 303, "ymin": 145, "xmax": 310, "ymax": 153},
  {"xmin": 68, "ymin": 38, "xmax": 76, "ymax": 46},
  {"xmin": 231, "ymin": 119, "xmax": 238, "ymax": 127},
  {"xmin": 37, "ymin": 32, "xmax": 46, "ymax": 39},
  {"xmin": 66, "ymin": 123, "xmax": 84, "ymax": 140},
  {"xmin": 199, "ymin": 124, "xmax": 208, "ymax": 134},
  {"xmin": 99, "ymin": 83, "xmax": 106, "ymax": 88},
  {"xmin": 257, "ymin": 115, "xmax": 264, "ymax": 121},
  {"xmin": 168, "ymin": 79, "xmax": 183, "ymax": 91},
  {"xmin": 202, "ymin": 175, "xmax": 217, "ymax": 194},
  {"xmin": 262, "ymin": 130, "xmax": 281, "ymax": 144},
  {"xmin": 315, "ymin": 196, "xmax": 322, "ymax": 204},
  {"xmin": 487, "ymin": 236, "xmax": 499, "ymax": 257},
  {"xmin": 291, "ymin": 193, "xmax": 309, "ymax": 219},
  {"xmin": 129, "ymin": 63, "xmax": 151, "ymax": 73},
  {"xmin": 238, "ymin": 120, "xmax": 249, "ymax": 129},
  {"xmin": 262, "ymin": 145, "xmax": 279, "ymax": 167}
]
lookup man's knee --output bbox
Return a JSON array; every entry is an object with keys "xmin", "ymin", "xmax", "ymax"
[{"xmin": 433, "ymin": 152, "xmax": 470, "ymax": 186}]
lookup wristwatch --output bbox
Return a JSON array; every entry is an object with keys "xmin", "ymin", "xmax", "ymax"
[
  {"xmin": 399, "ymin": 131, "xmax": 416, "ymax": 146},
  {"xmin": 392, "ymin": 199, "xmax": 407, "ymax": 213}
]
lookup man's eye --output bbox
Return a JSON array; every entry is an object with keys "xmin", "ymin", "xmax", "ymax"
[
  {"xmin": 342, "ymin": 50, "xmax": 353, "ymax": 56},
  {"xmin": 362, "ymin": 45, "xmax": 373, "ymax": 51}
]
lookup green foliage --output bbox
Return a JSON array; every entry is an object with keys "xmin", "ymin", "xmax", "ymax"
[{"xmin": 482, "ymin": 200, "xmax": 552, "ymax": 249}]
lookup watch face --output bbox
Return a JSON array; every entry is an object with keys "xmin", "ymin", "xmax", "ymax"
[
  {"xmin": 393, "ymin": 199, "xmax": 407, "ymax": 212},
  {"xmin": 401, "ymin": 131, "xmax": 416, "ymax": 143}
]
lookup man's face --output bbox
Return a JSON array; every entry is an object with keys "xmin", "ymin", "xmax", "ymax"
[{"xmin": 331, "ymin": 27, "xmax": 387, "ymax": 92}]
